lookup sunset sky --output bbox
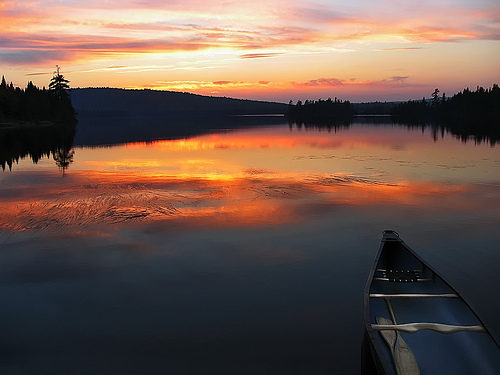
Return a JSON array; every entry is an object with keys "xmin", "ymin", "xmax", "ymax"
[{"xmin": 1, "ymin": 0, "xmax": 499, "ymax": 102}]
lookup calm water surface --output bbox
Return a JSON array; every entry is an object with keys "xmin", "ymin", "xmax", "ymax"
[{"xmin": 0, "ymin": 120, "xmax": 499, "ymax": 374}]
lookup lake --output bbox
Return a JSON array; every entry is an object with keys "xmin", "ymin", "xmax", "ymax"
[{"xmin": 0, "ymin": 118, "xmax": 499, "ymax": 374}]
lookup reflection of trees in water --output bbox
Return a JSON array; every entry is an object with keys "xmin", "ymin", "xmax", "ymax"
[
  {"xmin": 53, "ymin": 146, "xmax": 75, "ymax": 176},
  {"xmin": 288, "ymin": 117, "xmax": 497, "ymax": 146},
  {"xmin": 390, "ymin": 120, "xmax": 498, "ymax": 146},
  {"xmin": 0, "ymin": 122, "xmax": 76, "ymax": 173},
  {"xmin": 288, "ymin": 115, "xmax": 353, "ymax": 132}
]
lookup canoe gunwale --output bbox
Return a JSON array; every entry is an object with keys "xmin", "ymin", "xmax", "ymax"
[{"xmin": 363, "ymin": 232, "xmax": 398, "ymax": 375}]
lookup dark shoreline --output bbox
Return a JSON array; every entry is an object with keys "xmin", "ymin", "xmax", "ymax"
[{"xmin": 0, "ymin": 120, "xmax": 57, "ymax": 129}]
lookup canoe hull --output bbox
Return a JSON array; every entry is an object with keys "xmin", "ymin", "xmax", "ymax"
[{"xmin": 363, "ymin": 230, "xmax": 500, "ymax": 375}]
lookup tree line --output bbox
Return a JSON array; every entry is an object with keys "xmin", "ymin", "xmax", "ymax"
[
  {"xmin": 0, "ymin": 67, "xmax": 76, "ymax": 123},
  {"xmin": 391, "ymin": 84, "xmax": 500, "ymax": 123},
  {"xmin": 287, "ymin": 97, "xmax": 355, "ymax": 125}
]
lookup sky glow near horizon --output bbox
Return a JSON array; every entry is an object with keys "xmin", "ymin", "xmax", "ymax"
[{"xmin": 1, "ymin": 0, "xmax": 499, "ymax": 102}]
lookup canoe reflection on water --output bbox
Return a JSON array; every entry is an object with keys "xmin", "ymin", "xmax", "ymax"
[{"xmin": 362, "ymin": 230, "xmax": 500, "ymax": 375}]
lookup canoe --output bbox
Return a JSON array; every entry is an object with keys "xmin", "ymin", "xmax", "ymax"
[{"xmin": 362, "ymin": 230, "xmax": 500, "ymax": 375}]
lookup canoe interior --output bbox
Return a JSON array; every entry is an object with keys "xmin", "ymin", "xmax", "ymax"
[{"xmin": 364, "ymin": 231, "xmax": 500, "ymax": 375}]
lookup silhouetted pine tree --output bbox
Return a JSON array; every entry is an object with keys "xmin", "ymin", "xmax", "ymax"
[{"xmin": 48, "ymin": 66, "xmax": 75, "ymax": 121}]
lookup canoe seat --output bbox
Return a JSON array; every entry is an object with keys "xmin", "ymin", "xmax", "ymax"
[
  {"xmin": 376, "ymin": 269, "xmax": 424, "ymax": 282},
  {"xmin": 384, "ymin": 270, "xmax": 420, "ymax": 282}
]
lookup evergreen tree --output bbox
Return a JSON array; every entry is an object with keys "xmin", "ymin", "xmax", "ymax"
[
  {"xmin": 0, "ymin": 76, "xmax": 6, "ymax": 118},
  {"xmin": 431, "ymin": 88, "xmax": 440, "ymax": 107},
  {"xmin": 49, "ymin": 65, "xmax": 70, "ymax": 100},
  {"xmin": 48, "ymin": 66, "xmax": 75, "ymax": 121}
]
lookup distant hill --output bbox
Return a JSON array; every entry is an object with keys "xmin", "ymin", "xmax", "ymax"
[
  {"xmin": 71, "ymin": 88, "xmax": 288, "ymax": 117},
  {"xmin": 70, "ymin": 88, "xmax": 289, "ymax": 146}
]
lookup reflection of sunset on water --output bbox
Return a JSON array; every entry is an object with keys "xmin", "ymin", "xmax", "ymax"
[
  {"xmin": 123, "ymin": 127, "xmax": 416, "ymax": 152},
  {"xmin": 71, "ymin": 125, "xmax": 499, "ymax": 184},
  {"xmin": 2, "ymin": 124, "xmax": 499, "ymax": 235},
  {"xmin": 1, "ymin": 166, "xmax": 495, "ymax": 234}
]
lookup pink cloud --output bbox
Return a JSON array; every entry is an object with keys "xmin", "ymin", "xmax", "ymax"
[
  {"xmin": 212, "ymin": 81, "xmax": 233, "ymax": 85},
  {"xmin": 298, "ymin": 78, "xmax": 345, "ymax": 87},
  {"xmin": 292, "ymin": 76, "xmax": 410, "ymax": 90},
  {"xmin": 379, "ymin": 47, "xmax": 425, "ymax": 51}
]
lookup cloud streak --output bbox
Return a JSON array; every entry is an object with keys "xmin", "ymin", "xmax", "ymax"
[
  {"xmin": 292, "ymin": 76, "xmax": 410, "ymax": 89},
  {"xmin": 240, "ymin": 53, "xmax": 281, "ymax": 59}
]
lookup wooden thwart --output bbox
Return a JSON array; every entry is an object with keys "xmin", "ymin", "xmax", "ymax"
[
  {"xmin": 370, "ymin": 293, "xmax": 458, "ymax": 299},
  {"xmin": 372, "ymin": 322, "xmax": 486, "ymax": 334}
]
